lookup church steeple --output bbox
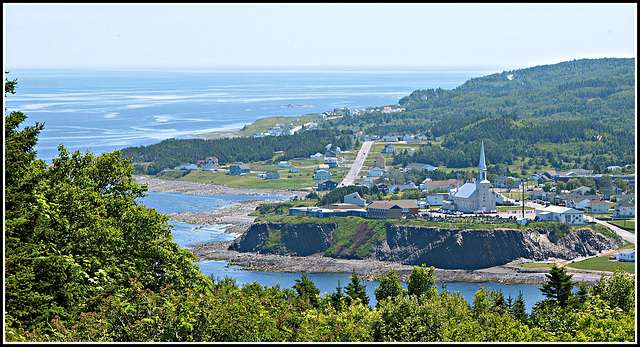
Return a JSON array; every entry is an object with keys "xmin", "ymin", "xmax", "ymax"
[{"xmin": 478, "ymin": 140, "xmax": 487, "ymax": 181}]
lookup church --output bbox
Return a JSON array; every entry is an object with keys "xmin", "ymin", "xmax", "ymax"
[{"xmin": 442, "ymin": 141, "xmax": 497, "ymax": 213}]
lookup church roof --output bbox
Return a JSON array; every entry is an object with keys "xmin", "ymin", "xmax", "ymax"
[{"xmin": 453, "ymin": 182, "xmax": 477, "ymax": 199}]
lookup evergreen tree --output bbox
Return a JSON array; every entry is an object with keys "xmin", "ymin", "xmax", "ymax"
[
  {"xmin": 293, "ymin": 274, "xmax": 321, "ymax": 308},
  {"xmin": 330, "ymin": 281, "xmax": 346, "ymax": 311},
  {"xmin": 540, "ymin": 264, "xmax": 575, "ymax": 308},
  {"xmin": 345, "ymin": 270, "xmax": 370, "ymax": 306},
  {"xmin": 511, "ymin": 291, "xmax": 528, "ymax": 323}
]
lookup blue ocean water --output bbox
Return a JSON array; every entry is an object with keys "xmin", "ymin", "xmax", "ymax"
[{"xmin": 5, "ymin": 66, "xmax": 500, "ymax": 162}]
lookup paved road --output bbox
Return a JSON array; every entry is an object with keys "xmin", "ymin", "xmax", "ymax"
[
  {"xmin": 585, "ymin": 215, "xmax": 636, "ymax": 244},
  {"xmin": 338, "ymin": 140, "xmax": 374, "ymax": 187}
]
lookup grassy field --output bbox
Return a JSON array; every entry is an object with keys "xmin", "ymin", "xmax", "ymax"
[
  {"xmin": 234, "ymin": 114, "xmax": 320, "ymax": 137},
  {"xmin": 159, "ymin": 168, "xmax": 321, "ymax": 190},
  {"xmin": 568, "ymin": 254, "xmax": 635, "ymax": 274},
  {"xmin": 496, "ymin": 205, "xmax": 535, "ymax": 212},
  {"xmin": 608, "ymin": 220, "xmax": 635, "ymax": 232}
]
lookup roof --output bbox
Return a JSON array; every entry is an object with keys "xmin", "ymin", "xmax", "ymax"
[
  {"xmin": 588, "ymin": 199, "xmax": 609, "ymax": 205},
  {"xmin": 478, "ymin": 140, "xmax": 487, "ymax": 171},
  {"xmin": 540, "ymin": 205, "xmax": 582, "ymax": 214},
  {"xmin": 453, "ymin": 183, "xmax": 477, "ymax": 199},
  {"xmin": 367, "ymin": 200, "xmax": 418, "ymax": 210},
  {"xmin": 619, "ymin": 249, "xmax": 635, "ymax": 255}
]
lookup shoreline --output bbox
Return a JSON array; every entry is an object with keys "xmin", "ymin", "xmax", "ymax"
[
  {"xmin": 188, "ymin": 240, "xmax": 611, "ymax": 285},
  {"xmin": 135, "ymin": 175, "xmax": 618, "ymax": 286}
]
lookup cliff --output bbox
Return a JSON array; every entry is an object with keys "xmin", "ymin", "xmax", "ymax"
[{"xmin": 231, "ymin": 221, "xmax": 624, "ymax": 270}]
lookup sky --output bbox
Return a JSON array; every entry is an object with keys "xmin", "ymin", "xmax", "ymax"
[{"xmin": 3, "ymin": 3, "xmax": 637, "ymax": 70}]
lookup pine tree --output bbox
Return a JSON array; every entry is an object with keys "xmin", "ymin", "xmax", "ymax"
[
  {"xmin": 293, "ymin": 274, "xmax": 321, "ymax": 308},
  {"xmin": 512, "ymin": 291, "xmax": 528, "ymax": 323},
  {"xmin": 345, "ymin": 270, "xmax": 370, "ymax": 306},
  {"xmin": 540, "ymin": 264, "xmax": 575, "ymax": 307}
]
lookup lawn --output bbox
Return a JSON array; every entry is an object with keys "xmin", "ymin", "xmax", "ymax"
[
  {"xmin": 567, "ymin": 253, "xmax": 635, "ymax": 274},
  {"xmin": 163, "ymin": 169, "xmax": 320, "ymax": 190},
  {"xmin": 496, "ymin": 205, "xmax": 535, "ymax": 212},
  {"xmin": 608, "ymin": 220, "xmax": 635, "ymax": 233}
]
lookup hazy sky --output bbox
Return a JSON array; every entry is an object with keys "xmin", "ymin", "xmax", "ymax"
[{"xmin": 3, "ymin": 3, "xmax": 637, "ymax": 69}]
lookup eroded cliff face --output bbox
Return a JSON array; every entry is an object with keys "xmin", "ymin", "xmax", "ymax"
[
  {"xmin": 378, "ymin": 225, "xmax": 623, "ymax": 270},
  {"xmin": 232, "ymin": 221, "xmax": 336, "ymax": 256},
  {"xmin": 232, "ymin": 222, "xmax": 623, "ymax": 270}
]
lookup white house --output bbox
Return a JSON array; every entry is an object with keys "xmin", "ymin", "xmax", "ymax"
[
  {"xmin": 612, "ymin": 249, "xmax": 635, "ymax": 262},
  {"xmin": 324, "ymin": 157, "xmax": 338, "ymax": 168},
  {"xmin": 313, "ymin": 169, "xmax": 331, "ymax": 180},
  {"xmin": 310, "ymin": 152, "xmax": 324, "ymax": 159},
  {"xmin": 174, "ymin": 163, "xmax": 198, "ymax": 170},
  {"xmin": 277, "ymin": 161, "xmax": 292, "ymax": 168},
  {"xmin": 368, "ymin": 167, "xmax": 384, "ymax": 177},
  {"xmin": 344, "ymin": 192, "xmax": 367, "ymax": 207},
  {"xmin": 383, "ymin": 135, "xmax": 398, "ymax": 142},
  {"xmin": 200, "ymin": 157, "xmax": 219, "ymax": 171},
  {"xmin": 535, "ymin": 205, "xmax": 584, "ymax": 225},
  {"xmin": 613, "ymin": 202, "xmax": 635, "ymax": 218},
  {"xmin": 381, "ymin": 144, "xmax": 397, "ymax": 154},
  {"xmin": 585, "ymin": 199, "xmax": 610, "ymax": 214},
  {"xmin": 426, "ymin": 193, "xmax": 446, "ymax": 206},
  {"xmin": 290, "ymin": 167, "xmax": 300, "ymax": 173}
]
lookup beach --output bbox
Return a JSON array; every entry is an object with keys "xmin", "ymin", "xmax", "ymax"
[{"xmin": 134, "ymin": 175, "xmax": 616, "ymax": 285}]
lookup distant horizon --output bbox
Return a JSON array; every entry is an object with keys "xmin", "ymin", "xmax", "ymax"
[{"xmin": 6, "ymin": 56, "xmax": 635, "ymax": 73}]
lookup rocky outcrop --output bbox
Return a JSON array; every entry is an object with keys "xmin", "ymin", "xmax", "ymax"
[
  {"xmin": 377, "ymin": 225, "xmax": 623, "ymax": 270},
  {"xmin": 231, "ymin": 222, "xmax": 623, "ymax": 270},
  {"xmin": 232, "ymin": 221, "xmax": 336, "ymax": 256}
]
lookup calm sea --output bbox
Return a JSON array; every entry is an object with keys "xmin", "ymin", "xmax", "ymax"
[
  {"xmin": 5, "ymin": 66, "xmax": 499, "ymax": 162},
  {"xmin": 9, "ymin": 66, "xmax": 547, "ymax": 312}
]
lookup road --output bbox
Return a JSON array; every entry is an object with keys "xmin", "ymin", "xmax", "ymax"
[{"xmin": 338, "ymin": 140, "xmax": 374, "ymax": 187}]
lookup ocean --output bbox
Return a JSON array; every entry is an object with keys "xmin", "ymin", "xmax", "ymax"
[
  {"xmin": 5, "ymin": 66, "xmax": 500, "ymax": 162},
  {"xmin": 8, "ymin": 66, "xmax": 547, "ymax": 312}
]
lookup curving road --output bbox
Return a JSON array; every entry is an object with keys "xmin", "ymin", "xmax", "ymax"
[{"xmin": 338, "ymin": 140, "xmax": 374, "ymax": 187}]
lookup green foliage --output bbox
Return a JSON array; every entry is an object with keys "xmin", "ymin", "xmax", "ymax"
[
  {"xmin": 374, "ymin": 270, "xmax": 406, "ymax": 305},
  {"xmin": 345, "ymin": 271, "xmax": 370, "ymax": 307},
  {"xmin": 540, "ymin": 265, "xmax": 575, "ymax": 307},
  {"xmin": 316, "ymin": 185, "xmax": 370, "ymax": 207},
  {"xmin": 406, "ymin": 264, "xmax": 437, "ymax": 299},
  {"xmin": 592, "ymin": 268, "xmax": 635, "ymax": 313},
  {"xmin": 121, "ymin": 129, "xmax": 353, "ymax": 173},
  {"xmin": 293, "ymin": 274, "xmax": 321, "ymax": 309}
]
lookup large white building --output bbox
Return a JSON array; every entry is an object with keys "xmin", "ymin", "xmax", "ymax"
[
  {"xmin": 535, "ymin": 205, "xmax": 584, "ymax": 225},
  {"xmin": 442, "ymin": 141, "xmax": 496, "ymax": 213}
]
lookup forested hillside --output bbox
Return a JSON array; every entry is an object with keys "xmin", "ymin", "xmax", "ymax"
[{"xmin": 325, "ymin": 58, "xmax": 635, "ymax": 170}]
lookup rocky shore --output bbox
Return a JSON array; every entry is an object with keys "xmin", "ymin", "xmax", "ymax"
[
  {"xmin": 188, "ymin": 240, "xmax": 610, "ymax": 285},
  {"xmin": 134, "ymin": 176, "xmax": 616, "ymax": 285}
]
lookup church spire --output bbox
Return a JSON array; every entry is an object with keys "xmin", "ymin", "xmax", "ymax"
[{"xmin": 478, "ymin": 140, "xmax": 487, "ymax": 181}]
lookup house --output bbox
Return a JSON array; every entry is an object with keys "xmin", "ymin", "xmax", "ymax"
[
  {"xmin": 324, "ymin": 157, "xmax": 338, "ymax": 168},
  {"xmin": 554, "ymin": 193, "xmax": 599, "ymax": 207},
  {"xmin": 374, "ymin": 155, "xmax": 387, "ymax": 169},
  {"xmin": 382, "ymin": 135, "xmax": 398, "ymax": 142},
  {"xmin": 571, "ymin": 186, "xmax": 593, "ymax": 195},
  {"xmin": 535, "ymin": 205, "xmax": 584, "ymax": 225},
  {"xmin": 289, "ymin": 167, "xmax": 300, "ymax": 173},
  {"xmin": 174, "ymin": 163, "xmax": 198, "ymax": 170},
  {"xmin": 529, "ymin": 189, "xmax": 556, "ymax": 202},
  {"xmin": 228, "ymin": 162, "xmax": 251, "ymax": 175},
  {"xmin": 600, "ymin": 186, "xmax": 623, "ymax": 199},
  {"xmin": 494, "ymin": 176, "xmax": 522, "ymax": 189},
  {"xmin": 265, "ymin": 172, "xmax": 280, "ymax": 180},
  {"xmin": 402, "ymin": 134, "xmax": 414, "ymax": 142},
  {"xmin": 344, "ymin": 192, "xmax": 367, "ymax": 207},
  {"xmin": 200, "ymin": 157, "xmax": 219, "ymax": 171},
  {"xmin": 612, "ymin": 249, "xmax": 635, "ymax": 262},
  {"xmin": 310, "ymin": 152, "xmax": 324, "ymax": 159},
  {"xmin": 528, "ymin": 173, "xmax": 541, "ymax": 181},
  {"xmin": 426, "ymin": 193, "xmax": 446, "ymax": 206},
  {"xmin": 492, "ymin": 191, "xmax": 507, "ymax": 204},
  {"xmin": 314, "ymin": 169, "xmax": 331, "ymax": 180},
  {"xmin": 368, "ymin": 167, "xmax": 384, "ymax": 177},
  {"xmin": 405, "ymin": 163, "xmax": 438, "ymax": 172},
  {"xmin": 316, "ymin": 180, "xmax": 338, "ymax": 191},
  {"xmin": 318, "ymin": 164, "xmax": 330, "ymax": 170},
  {"xmin": 277, "ymin": 161, "xmax": 291, "ymax": 168},
  {"xmin": 613, "ymin": 202, "xmax": 635, "ymax": 218},
  {"xmin": 585, "ymin": 199, "xmax": 610, "ymax": 214},
  {"xmin": 569, "ymin": 196, "xmax": 599, "ymax": 210},
  {"xmin": 611, "ymin": 194, "xmax": 634, "ymax": 203},
  {"xmin": 381, "ymin": 144, "xmax": 397, "ymax": 154},
  {"xmin": 257, "ymin": 173, "xmax": 266, "ymax": 178},
  {"xmin": 420, "ymin": 178, "xmax": 463, "ymax": 192}
]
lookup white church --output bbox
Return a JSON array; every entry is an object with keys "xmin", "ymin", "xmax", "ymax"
[{"xmin": 442, "ymin": 141, "xmax": 498, "ymax": 213}]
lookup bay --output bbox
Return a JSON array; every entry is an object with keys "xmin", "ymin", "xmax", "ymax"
[
  {"xmin": 5, "ymin": 66, "xmax": 499, "ymax": 162},
  {"xmin": 143, "ymin": 191, "xmax": 547, "ymax": 313}
]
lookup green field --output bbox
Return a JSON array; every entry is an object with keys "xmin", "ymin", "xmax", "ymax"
[
  {"xmin": 568, "ymin": 254, "xmax": 635, "ymax": 274},
  {"xmin": 608, "ymin": 220, "xmax": 635, "ymax": 233},
  {"xmin": 496, "ymin": 205, "xmax": 535, "ymax": 212}
]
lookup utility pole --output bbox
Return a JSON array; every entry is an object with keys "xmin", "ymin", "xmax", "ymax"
[{"xmin": 522, "ymin": 180, "xmax": 525, "ymax": 219}]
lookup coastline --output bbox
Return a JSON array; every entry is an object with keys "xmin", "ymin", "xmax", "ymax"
[{"xmin": 134, "ymin": 175, "xmax": 615, "ymax": 286}]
